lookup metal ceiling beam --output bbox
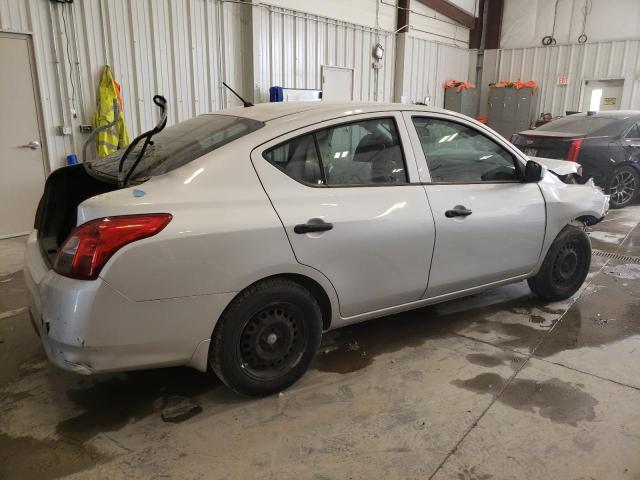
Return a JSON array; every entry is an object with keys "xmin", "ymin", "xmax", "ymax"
[
  {"xmin": 413, "ymin": 0, "xmax": 475, "ymax": 29},
  {"xmin": 396, "ymin": 0, "xmax": 410, "ymax": 34},
  {"xmin": 484, "ymin": 0, "xmax": 503, "ymax": 49}
]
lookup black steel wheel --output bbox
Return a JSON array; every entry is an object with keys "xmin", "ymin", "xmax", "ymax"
[
  {"xmin": 209, "ymin": 279, "xmax": 322, "ymax": 396},
  {"xmin": 551, "ymin": 242, "xmax": 581, "ymax": 289},
  {"xmin": 608, "ymin": 165, "xmax": 639, "ymax": 209},
  {"xmin": 528, "ymin": 226, "xmax": 591, "ymax": 301},
  {"xmin": 238, "ymin": 302, "xmax": 308, "ymax": 382}
]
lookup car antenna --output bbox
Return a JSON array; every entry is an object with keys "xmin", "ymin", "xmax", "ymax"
[{"xmin": 222, "ymin": 82, "xmax": 253, "ymax": 107}]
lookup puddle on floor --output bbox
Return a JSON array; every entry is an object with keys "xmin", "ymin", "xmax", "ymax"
[
  {"xmin": 535, "ymin": 269, "xmax": 640, "ymax": 357},
  {"xmin": 602, "ymin": 263, "xmax": 640, "ymax": 280},
  {"xmin": 453, "ymin": 372, "xmax": 598, "ymax": 426},
  {"xmin": 465, "ymin": 352, "xmax": 523, "ymax": 369},
  {"xmin": 0, "ymin": 432, "xmax": 104, "ymax": 480},
  {"xmin": 0, "ymin": 270, "xmax": 28, "ymax": 315},
  {"xmin": 315, "ymin": 283, "xmax": 565, "ymax": 374},
  {"xmin": 313, "ymin": 307, "xmax": 449, "ymax": 374},
  {"xmin": 587, "ymin": 231, "xmax": 627, "ymax": 245},
  {"xmin": 57, "ymin": 368, "xmax": 219, "ymax": 442}
]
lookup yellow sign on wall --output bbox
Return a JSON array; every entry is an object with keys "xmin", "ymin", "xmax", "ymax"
[{"xmin": 603, "ymin": 97, "xmax": 617, "ymax": 105}]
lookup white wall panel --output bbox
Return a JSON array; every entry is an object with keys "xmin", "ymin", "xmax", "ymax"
[
  {"xmin": 400, "ymin": 35, "xmax": 471, "ymax": 106},
  {"xmin": 252, "ymin": 5, "xmax": 396, "ymax": 103},
  {"xmin": 0, "ymin": 0, "xmax": 239, "ymax": 170},
  {"xmin": 1, "ymin": 0, "xmax": 472, "ymax": 171},
  {"xmin": 485, "ymin": 41, "xmax": 640, "ymax": 117},
  {"xmin": 501, "ymin": 0, "xmax": 640, "ymax": 49}
]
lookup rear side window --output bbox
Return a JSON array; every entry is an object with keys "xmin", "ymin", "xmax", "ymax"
[
  {"xmin": 86, "ymin": 115, "xmax": 264, "ymax": 182},
  {"xmin": 263, "ymin": 118, "xmax": 407, "ymax": 186},
  {"xmin": 263, "ymin": 134, "xmax": 324, "ymax": 185}
]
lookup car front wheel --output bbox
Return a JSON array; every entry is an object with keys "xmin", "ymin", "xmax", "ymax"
[
  {"xmin": 607, "ymin": 165, "xmax": 639, "ymax": 209},
  {"xmin": 527, "ymin": 226, "xmax": 591, "ymax": 301},
  {"xmin": 209, "ymin": 278, "xmax": 322, "ymax": 396}
]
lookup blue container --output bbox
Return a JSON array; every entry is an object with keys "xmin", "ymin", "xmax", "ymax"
[
  {"xmin": 269, "ymin": 86, "xmax": 284, "ymax": 102},
  {"xmin": 66, "ymin": 154, "xmax": 78, "ymax": 165}
]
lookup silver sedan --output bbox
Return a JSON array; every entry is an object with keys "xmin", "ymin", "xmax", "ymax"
[{"xmin": 25, "ymin": 102, "xmax": 609, "ymax": 395}]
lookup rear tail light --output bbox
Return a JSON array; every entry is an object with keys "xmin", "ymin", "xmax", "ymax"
[
  {"xmin": 54, "ymin": 214, "xmax": 172, "ymax": 280},
  {"xmin": 566, "ymin": 138, "xmax": 583, "ymax": 162}
]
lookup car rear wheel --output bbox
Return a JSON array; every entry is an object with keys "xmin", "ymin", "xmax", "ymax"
[
  {"xmin": 527, "ymin": 226, "xmax": 591, "ymax": 301},
  {"xmin": 209, "ymin": 278, "xmax": 322, "ymax": 396},
  {"xmin": 607, "ymin": 165, "xmax": 639, "ymax": 209}
]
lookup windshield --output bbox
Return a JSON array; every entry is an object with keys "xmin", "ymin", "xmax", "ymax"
[
  {"xmin": 536, "ymin": 115, "xmax": 623, "ymax": 136},
  {"xmin": 86, "ymin": 114, "xmax": 264, "ymax": 182}
]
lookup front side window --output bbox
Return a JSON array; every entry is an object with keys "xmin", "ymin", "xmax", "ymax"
[
  {"xmin": 412, "ymin": 117, "xmax": 519, "ymax": 183},
  {"xmin": 263, "ymin": 117, "xmax": 407, "ymax": 186}
]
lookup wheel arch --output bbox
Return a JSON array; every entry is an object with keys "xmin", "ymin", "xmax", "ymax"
[
  {"xmin": 606, "ymin": 161, "xmax": 640, "ymax": 182},
  {"xmin": 188, "ymin": 271, "xmax": 337, "ymax": 373},
  {"xmin": 221, "ymin": 273, "xmax": 335, "ymax": 332}
]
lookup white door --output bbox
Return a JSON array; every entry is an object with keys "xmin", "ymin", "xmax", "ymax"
[
  {"xmin": 252, "ymin": 113, "xmax": 435, "ymax": 318},
  {"xmin": 0, "ymin": 33, "xmax": 46, "ymax": 238},
  {"xmin": 404, "ymin": 112, "xmax": 546, "ymax": 298},
  {"xmin": 582, "ymin": 79, "xmax": 624, "ymax": 112},
  {"xmin": 321, "ymin": 66, "xmax": 354, "ymax": 102}
]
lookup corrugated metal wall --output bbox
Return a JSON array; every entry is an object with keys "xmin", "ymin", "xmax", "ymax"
[
  {"xmin": 402, "ymin": 35, "xmax": 471, "ymax": 106},
  {"xmin": 252, "ymin": 5, "xmax": 396, "ymax": 102},
  {"xmin": 0, "ymin": 0, "xmax": 251, "ymax": 170},
  {"xmin": 1, "ymin": 0, "xmax": 471, "ymax": 171},
  {"xmin": 488, "ymin": 41, "xmax": 640, "ymax": 117}
]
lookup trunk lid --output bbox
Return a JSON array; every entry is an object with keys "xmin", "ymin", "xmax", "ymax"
[
  {"xmin": 511, "ymin": 130, "xmax": 582, "ymax": 160},
  {"xmin": 35, "ymin": 164, "xmax": 120, "ymax": 266}
]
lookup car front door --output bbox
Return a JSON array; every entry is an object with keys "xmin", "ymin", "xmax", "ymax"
[
  {"xmin": 620, "ymin": 122, "xmax": 640, "ymax": 162},
  {"xmin": 403, "ymin": 111, "xmax": 546, "ymax": 298},
  {"xmin": 251, "ymin": 113, "xmax": 435, "ymax": 318}
]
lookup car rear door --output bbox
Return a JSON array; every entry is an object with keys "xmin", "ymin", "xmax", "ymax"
[
  {"xmin": 402, "ymin": 111, "xmax": 546, "ymax": 298},
  {"xmin": 251, "ymin": 112, "xmax": 435, "ymax": 318}
]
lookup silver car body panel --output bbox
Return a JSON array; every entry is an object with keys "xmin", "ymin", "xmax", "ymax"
[
  {"xmin": 250, "ymin": 111, "xmax": 436, "ymax": 318},
  {"xmin": 24, "ymin": 102, "xmax": 609, "ymax": 375}
]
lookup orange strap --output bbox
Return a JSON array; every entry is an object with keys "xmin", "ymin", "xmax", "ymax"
[{"xmin": 443, "ymin": 80, "xmax": 474, "ymax": 92}]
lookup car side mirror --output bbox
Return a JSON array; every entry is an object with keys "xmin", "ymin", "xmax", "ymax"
[{"xmin": 523, "ymin": 160, "xmax": 544, "ymax": 183}]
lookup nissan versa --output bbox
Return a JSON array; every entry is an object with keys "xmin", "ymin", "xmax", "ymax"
[{"xmin": 25, "ymin": 101, "xmax": 609, "ymax": 396}]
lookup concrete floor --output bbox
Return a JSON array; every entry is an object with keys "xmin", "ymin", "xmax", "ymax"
[{"xmin": 1, "ymin": 208, "xmax": 640, "ymax": 480}]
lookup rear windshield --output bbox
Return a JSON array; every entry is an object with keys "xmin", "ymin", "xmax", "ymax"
[
  {"xmin": 535, "ymin": 115, "xmax": 623, "ymax": 136},
  {"xmin": 85, "ymin": 114, "xmax": 264, "ymax": 182}
]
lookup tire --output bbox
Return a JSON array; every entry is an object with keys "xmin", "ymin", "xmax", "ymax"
[
  {"xmin": 209, "ymin": 278, "xmax": 322, "ymax": 396},
  {"xmin": 607, "ymin": 165, "xmax": 639, "ymax": 209},
  {"xmin": 527, "ymin": 226, "xmax": 591, "ymax": 301}
]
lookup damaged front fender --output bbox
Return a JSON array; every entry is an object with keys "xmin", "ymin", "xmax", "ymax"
[{"xmin": 537, "ymin": 171, "xmax": 609, "ymax": 260}]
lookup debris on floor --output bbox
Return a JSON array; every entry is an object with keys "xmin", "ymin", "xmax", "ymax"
[{"xmin": 161, "ymin": 395, "xmax": 202, "ymax": 423}]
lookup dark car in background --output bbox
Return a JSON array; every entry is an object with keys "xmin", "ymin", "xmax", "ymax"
[{"xmin": 512, "ymin": 111, "xmax": 640, "ymax": 208}]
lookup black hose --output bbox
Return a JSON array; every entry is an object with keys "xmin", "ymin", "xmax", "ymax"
[{"xmin": 117, "ymin": 94, "xmax": 168, "ymax": 186}]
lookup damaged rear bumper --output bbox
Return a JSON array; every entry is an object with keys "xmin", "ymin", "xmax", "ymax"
[{"xmin": 24, "ymin": 231, "xmax": 235, "ymax": 375}]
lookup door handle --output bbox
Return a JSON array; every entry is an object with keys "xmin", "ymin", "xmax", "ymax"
[
  {"xmin": 445, "ymin": 206, "xmax": 473, "ymax": 218},
  {"xmin": 294, "ymin": 220, "xmax": 333, "ymax": 234},
  {"xmin": 20, "ymin": 140, "xmax": 41, "ymax": 150}
]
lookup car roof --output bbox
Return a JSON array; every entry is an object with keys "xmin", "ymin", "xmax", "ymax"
[
  {"xmin": 206, "ymin": 102, "xmax": 453, "ymax": 123},
  {"xmin": 566, "ymin": 110, "xmax": 640, "ymax": 119}
]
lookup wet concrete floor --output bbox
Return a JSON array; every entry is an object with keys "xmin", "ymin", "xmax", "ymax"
[{"xmin": 1, "ymin": 207, "xmax": 640, "ymax": 479}]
